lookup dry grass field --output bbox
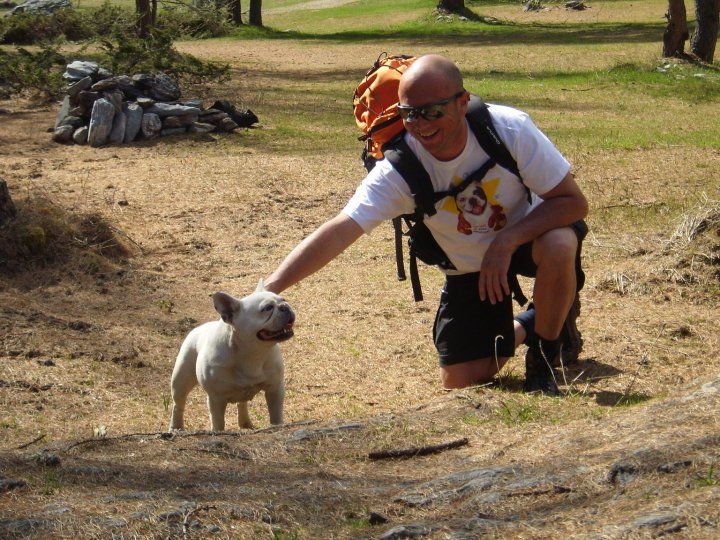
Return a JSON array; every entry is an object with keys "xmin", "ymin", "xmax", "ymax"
[{"xmin": 1, "ymin": 1, "xmax": 720, "ymax": 537}]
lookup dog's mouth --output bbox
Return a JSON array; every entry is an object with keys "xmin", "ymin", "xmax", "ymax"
[{"xmin": 257, "ymin": 322, "xmax": 295, "ymax": 342}]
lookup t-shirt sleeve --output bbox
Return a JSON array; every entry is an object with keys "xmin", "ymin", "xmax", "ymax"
[
  {"xmin": 341, "ymin": 160, "xmax": 416, "ymax": 233},
  {"xmin": 511, "ymin": 115, "xmax": 571, "ymax": 196}
]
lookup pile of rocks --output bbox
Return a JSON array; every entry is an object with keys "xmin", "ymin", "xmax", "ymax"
[
  {"xmin": 4, "ymin": 0, "xmax": 69, "ymax": 16},
  {"xmin": 53, "ymin": 61, "xmax": 258, "ymax": 147}
]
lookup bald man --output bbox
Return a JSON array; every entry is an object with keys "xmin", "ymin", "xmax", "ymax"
[{"xmin": 265, "ymin": 55, "xmax": 588, "ymax": 395}]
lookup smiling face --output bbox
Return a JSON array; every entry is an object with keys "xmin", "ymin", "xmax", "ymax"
[{"xmin": 398, "ymin": 55, "xmax": 470, "ymax": 161}]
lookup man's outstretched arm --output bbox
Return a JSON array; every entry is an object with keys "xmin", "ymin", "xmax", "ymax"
[{"xmin": 264, "ymin": 213, "xmax": 365, "ymax": 294}]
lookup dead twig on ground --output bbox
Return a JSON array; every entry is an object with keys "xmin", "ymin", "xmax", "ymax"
[
  {"xmin": 368, "ymin": 438, "xmax": 469, "ymax": 460},
  {"xmin": 16, "ymin": 433, "xmax": 45, "ymax": 449}
]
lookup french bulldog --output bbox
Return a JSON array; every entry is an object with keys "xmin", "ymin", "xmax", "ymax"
[{"xmin": 169, "ymin": 281, "xmax": 295, "ymax": 432}]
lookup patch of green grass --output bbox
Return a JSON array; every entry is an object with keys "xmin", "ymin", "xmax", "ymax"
[
  {"xmin": 498, "ymin": 397, "xmax": 545, "ymax": 425},
  {"xmin": 694, "ymin": 463, "xmax": 718, "ymax": 487},
  {"xmin": 0, "ymin": 417, "xmax": 18, "ymax": 429},
  {"xmin": 614, "ymin": 392, "xmax": 652, "ymax": 407},
  {"xmin": 41, "ymin": 469, "xmax": 62, "ymax": 495}
]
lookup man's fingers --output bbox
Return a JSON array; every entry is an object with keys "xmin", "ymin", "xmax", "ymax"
[
  {"xmin": 478, "ymin": 272, "xmax": 487, "ymax": 301},
  {"xmin": 501, "ymin": 274, "xmax": 511, "ymax": 297}
]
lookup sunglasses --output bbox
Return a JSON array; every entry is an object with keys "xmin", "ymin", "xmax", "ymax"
[{"xmin": 396, "ymin": 91, "xmax": 466, "ymax": 121}]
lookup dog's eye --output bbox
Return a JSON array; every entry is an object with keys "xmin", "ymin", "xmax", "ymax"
[{"xmin": 261, "ymin": 304, "xmax": 274, "ymax": 312}]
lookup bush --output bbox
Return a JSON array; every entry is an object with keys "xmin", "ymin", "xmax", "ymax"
[
  {"xmin": 158, "ymin": 3, "xmax": 235, "ymax": 38},
  {"xmin": 0, "ymin": 2, "xmax": 232, "ymax": 45},
  {"xmin": 0, "ymin": 45, "xmax": 66, "ymax": 100},
  {"xmin": 98, "ymin": 26, "xmax": 230, "ymax": 86}
]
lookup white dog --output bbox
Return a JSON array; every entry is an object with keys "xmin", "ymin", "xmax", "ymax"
[{"xmin": 169, "ymin": 281, "xmax": 295, "ymax": 432}]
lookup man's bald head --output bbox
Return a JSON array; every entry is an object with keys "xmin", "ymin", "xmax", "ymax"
[{"xmin": 399, "ymin": 55, "xmax": 464, "ymax": 99}]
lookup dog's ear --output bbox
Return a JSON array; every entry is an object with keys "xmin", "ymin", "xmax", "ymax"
[
  {"xmin": 255, "ymin": 279, "xmax": 267, "ymax": 293},
  {"xmin": 211, "ymin": 292, "xmax": 241, "ymax": 324}
]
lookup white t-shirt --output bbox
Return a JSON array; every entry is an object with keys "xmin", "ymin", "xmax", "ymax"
[{"xmin": 342, "ymin": 104, "xmax": 571, "ymax": 274}]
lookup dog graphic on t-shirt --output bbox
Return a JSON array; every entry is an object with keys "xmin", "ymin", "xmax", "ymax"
[{"xmin": 455, "ymin": 181, "xmax": 507, "ymax": 234}]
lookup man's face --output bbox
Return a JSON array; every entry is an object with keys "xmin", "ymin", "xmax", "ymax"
[{"xmin": 398, "ymin": 80, "xmax": 469, "ymax": 161}]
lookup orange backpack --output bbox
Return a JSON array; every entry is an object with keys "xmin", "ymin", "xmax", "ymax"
[{"xmin": 353, "ymin": 53, "xmax": 416, "ymax": 163}]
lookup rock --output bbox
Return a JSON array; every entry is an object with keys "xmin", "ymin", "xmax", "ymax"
[
  {"xmin": 91, "ymin": 79, "xmax": 117, "ymax": 92},
  {"xmin": 631, "ymin": 512, "xmax": 678, "ymax": 529},
  {"xmin": 141, "ymin": 113, "xmax": 161, "ymax": 139},
  {"xmin": 72, "ymin": 126, "xmax": 88, "ymax": 145},
  {"xmin": 54, "ymin": 95, "xmax": 71, "ymax": 129},
  {"xmin": 189, "ymin": 122, "xmax": 215, "ymax": 134},
  {"xmin": 87, "ymin": 98, "xmax": 115, "ymax": 147},
  {"xmin": 0, "ymin": 1, "xmax": 18, "ymax": 9},
  {"xmin": 369, "ymin": 512, "xmax": 388, "ymax": 525},
  {"xmin": 565, "ymin": 0, "xmax": 586, "ymax": 9},
  {"xmin": 103, "ymin": 90, "xmax": 123, "ymax": 113},
  {"xmin": 210, "ymin": 99, "xmax": 259, "ymax": 127},
  {"xmin": 198, "ymin": 110, "xmax": 229, "ymax": 125},
  {"xmin": 52, "ymin": 124, "xmax": 74, "ymax": 144},
  {"xmin": 0, "ymin": 518, "xmax": 51, "ymax": 536},
  {"xmin": 35, "ymin": 451, "xmax": 61, "ymax": 467},
  {"xmin": 149, "ymin": 72, "xmax": 180, "ymax": 101},
  {"xmin": 114, "ymin": 76, "xmax": 144, "ymax": 100},
  {"xmin": 136, "ymin": 97, "xmax": 155, "ymax": 108},
  {"xmin": 123, "ymin": 103, "xmax": 143, "ymax": 143},
  {"xmin": 147, "ymin": 103, "xmax": 201, "ymax": 118},
  {"xmin": 658, "ymin": 460, "xmax": 692, "ymax": 473},
  {"xmin": 37, "ymin": 359, "xmax": 55, "ymax": 366},
  {"xmin": 161, "ymin": 127, "xmax": 186, "ymax": 137},
  {"xmin": 182, "ymin": 99, "xmax": 204, "ymax": 109},
  {"xmin": 67, "ymin": 76, "xmax": 92, "ymax": 103},
  {"xmin": 163, "ymin": 116, "xmax": 184, "ymax": 129},
  {"xmin": 97, "ymin": 67, "xmax": 112, "ymax": 81},
  {"xmin": 77, "ymin": 91, "xmax": 100, "ymax": 117},
  {"xmin": 0, "ymin": 477, "xmax": 26, "ymax": 493},
  {"xmin": 43, "ymin": 504, "xmax": 71, "ymax": 515},
  {"xmin": 219, "ymin": 117, "xmax": 239, "ymax": 132},
  {"xmin": 108, "ymin": 111, "xmax": 126, "ymax": 145},
  {"xmin": 0, "ymin": 179, "xmax": 16, "ymax": 226},
  {"xmin": 59, "ymin": 115, "xmax": 84, "ymax": 130},
  {"xmin": 523, "ymin": 0, "xmax": 543, "ymax": 11},
  {"xmin": 131, "ymin": 73, "xmax": 154, "ymax": 89},
  {"xmin": 380, "ymin": 523, "xmax": 430, "ymax": 539},
  {"xmin": 63, "ymin": 60, "xmax": 99, "ymax": 82},
  {"xmin": 7, "ymin": 0, "xmax": 69, "ymax": 15},
  {"xmin": 608, "ymin": 461, "xmax": 638, "ymax": 485}
]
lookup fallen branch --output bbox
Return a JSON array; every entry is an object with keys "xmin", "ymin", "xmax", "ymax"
[
  {"xmin": 16, "ymin": 434, "xmax": 46, "ymax": 449},
  {"xmin": 368, "ymin": 438, "xmax": 469, "ymax": 460}
]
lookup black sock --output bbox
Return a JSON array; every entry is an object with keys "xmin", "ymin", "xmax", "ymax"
[
  {"xmin": 536, "ymin": 335, "xmax": 561, "ymax": 365},
  {"xmin": 514, "ymin": 303, "xmax": 535, "ymax": 346}
]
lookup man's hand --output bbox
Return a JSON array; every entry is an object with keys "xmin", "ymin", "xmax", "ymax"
[{"xmin": 478, "ymin": 235, "xmax": 515, "ymax": 304}]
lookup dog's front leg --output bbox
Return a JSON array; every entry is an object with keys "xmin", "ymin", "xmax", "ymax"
[
  {"xmin": 207, "ymin": 395, "xmax": 227, "ymax": 432},
  {"xmin": 265, "ymin": 384, "xmax": 284, "ymax": 425},
  {"xmin": 237, "ymin": 402, "xmax": 254, "ymax": 429}
]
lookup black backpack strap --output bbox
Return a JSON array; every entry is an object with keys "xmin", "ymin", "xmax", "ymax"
[
  {"xmin": 383, "ymin": 136, "xmax": 437, "ymax": 217},
  {"xmin": 466, "ymin": 96, "xmax": 532, "ymax": 205}
]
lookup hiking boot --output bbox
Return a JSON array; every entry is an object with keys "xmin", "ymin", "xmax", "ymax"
[
  {"xmin": 523, "ymin": 339, "xmax": 561, "ymax": 396},
  {"xmin": 558, "ymin": 294, "xmax": 583, "ymax": 366}
]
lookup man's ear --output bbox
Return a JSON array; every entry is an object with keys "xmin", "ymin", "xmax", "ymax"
[
  {"xmin": 255, "ymin": 279, "xmax": 267, "ymax": 293},
  {"xmin": 212, "ymin": 292, "xmax": 241, "ymax": 324}
]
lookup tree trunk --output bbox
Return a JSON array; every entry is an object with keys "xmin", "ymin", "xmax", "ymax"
[
  {"xmin": 249, "ymin": 0, "xmax": 262, "ymax": 26},
  {"xmin": 691, "ymin": 0, "xmax": 720, "ymax": 62},
  {"xmin": 230, "ymin": 0, "xmax": 242, "ymax": 24},
  {"xmin": 437, "ymin": 0, "xmax": 465, "ymax": 12},
  {"xmin": 663, "ymin": 0, "xmax": 689, "ymax": 56},
  {"xmin": 135, "ymin": 0, "xmax": 154, "ymax": 38}
]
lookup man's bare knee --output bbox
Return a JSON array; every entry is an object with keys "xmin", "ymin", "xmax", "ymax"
[
  {"xmin": 532, "ymin": 227, "xmax": 577, "ymax": 266},
  {"xmin": 440, "ymin": 357, "xmax": 509, "ymax": 389}
]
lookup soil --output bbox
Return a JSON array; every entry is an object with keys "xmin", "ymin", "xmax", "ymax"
[{"xmin": 1, "ymin": 39, "xmax": 719, "ymax": 539}]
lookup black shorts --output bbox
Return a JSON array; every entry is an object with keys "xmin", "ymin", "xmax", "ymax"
[{"xmin": 433, "ymin": 220, "xmax": 588, "ymax": 366}]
